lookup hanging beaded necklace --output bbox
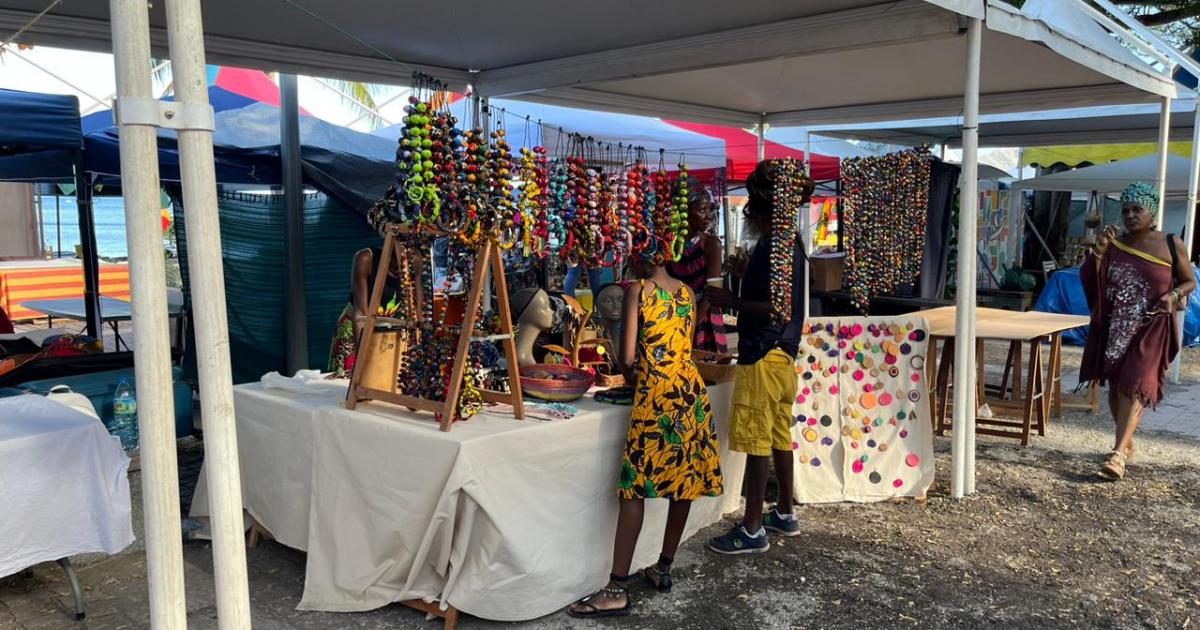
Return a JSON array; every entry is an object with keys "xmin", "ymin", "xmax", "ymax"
[
  {"xmin": 768, "ymin": 158, "xmax": 809, "ymax": 323},
  {"xmin": 669, "ymin": 157, "xmax": 690, "ymax": 262}
]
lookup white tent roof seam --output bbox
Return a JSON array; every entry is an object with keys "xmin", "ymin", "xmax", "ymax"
[{"xmin": 0, "ymin": 0, "xmax": 1176, "ymax": 126}]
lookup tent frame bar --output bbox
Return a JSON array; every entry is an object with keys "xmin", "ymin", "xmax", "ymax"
[
  {"xmin": 475, "ymin": 0, "xmax": 966, "ymax": 97},
  {"xmin": 951, "ymin": 16, "xmax": 982, "ymax": 500},
  {"xmin": 163, "ymin": 0, "xmax": 254, "ymax": 625},
  {"xmin": 108, "ymin": 0, "xmax": 189, "ymax": 627}
]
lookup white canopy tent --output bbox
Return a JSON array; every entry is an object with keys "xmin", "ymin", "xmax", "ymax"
[
  {"xmin": 0, "ymin": 0, "xmax": 1180, "ymax": 124},
  {"xmin": 2, "ymin": 0, "xmax": 1193, "ymax": 627},
  {"xmin": 815, "ymin": 100, "xmax": 1199, "ymax": 149},
  {"xmin": 1011, "ymin": 152, "xmax": 1195, "ymax": 195}
]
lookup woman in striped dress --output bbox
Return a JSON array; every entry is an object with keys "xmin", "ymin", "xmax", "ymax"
[{"xmin": 668, "ymin": 179, "xmax": 728, "ymax": 354}]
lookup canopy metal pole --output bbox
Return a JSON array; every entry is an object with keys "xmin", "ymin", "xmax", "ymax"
[
  {"xmin": 802, "ymin": 130, "xmax": 813, "ymax": 320},
  {"xmin": 1170, "ymin": 95, "xmax": 1200, "ymax": 383},
  {"xmin": 1155, "ymin": 96, "xmax": 1172, "ymax": 228},
  {"xmin": 108, "ymin": 0, "xmax": 187, "ymax": 627},
  {"xmin": 756, "ymin": 117, "xmax": 766, "ymax": 161},
  {"xmin": 280, "ymin": 73, "xmax": 308, "ymax": 375},
  {"xmin": 163, "ymin": 0, "xmax": 253, "ymax": 626},
  {"xmin": 952, "ymin": 17, "xmax": 982, "ymax": 500},
  {"xmin": 55, "ymin": 194, "xmax": 61, "ymax": 257},
  {"xmin": 73, "ymin": 157, "xmax": 102, "ymax": 339}
]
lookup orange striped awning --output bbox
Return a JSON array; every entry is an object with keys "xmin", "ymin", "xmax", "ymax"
[{"xmin": 0, "ymin": 264, "xmax": 131, "ymax": 321}]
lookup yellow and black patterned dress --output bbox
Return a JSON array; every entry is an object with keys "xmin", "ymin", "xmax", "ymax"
[{"xmin": 619, "ymin": 280, "xmax": 724, "ymax": 501}]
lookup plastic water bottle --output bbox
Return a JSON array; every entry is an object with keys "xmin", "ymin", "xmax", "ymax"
[{"xmin": 112, "ymin": 377, "xmax": 139, "ymax": 452}]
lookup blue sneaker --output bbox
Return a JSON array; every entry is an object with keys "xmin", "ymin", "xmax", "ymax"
[
  {"xmin": 762, "ymin": 508, "xmax": 801, "ymax": 537},
  {"xmin": 707, "ymin": 524, "xmax": 770, "ymax": 555}
]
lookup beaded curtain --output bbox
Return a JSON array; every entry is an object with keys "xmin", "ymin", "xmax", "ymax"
[{"xmin": 841, "ymin": 149, "xmax": 933, "ymax": 311}]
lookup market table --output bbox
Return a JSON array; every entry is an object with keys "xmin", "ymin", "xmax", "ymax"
[
  {"xmin": 21, "ymin": 295, "xmax": 184, "ymax": 351},
  {"xmin": 0, "ymin": 395, "xmax": 135, "ymax": 619},
  {"xmin": 190, "ymin": 379, "xmax": 746, "ymax": 626},
  {"xmin": 913, "ymin": 307, "xmax": 1090, "ymax": 445}
]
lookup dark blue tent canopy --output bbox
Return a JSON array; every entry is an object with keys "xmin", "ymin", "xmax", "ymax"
[
  {"xmin": 0, "ymin": 88, "xmax": 82, "ymax": 183},
  {"xmin": 78, "ymin": 87, "xmax": 395, "ymax": 212}
]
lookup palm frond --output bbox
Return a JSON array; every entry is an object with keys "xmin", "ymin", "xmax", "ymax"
[
  {"xmin": 326, "ymin": 79, "xmax": 387, "ymax": 129},
  {"xmin": 150, "ymin": 58, "xmax": 172, "ymax": 88}
]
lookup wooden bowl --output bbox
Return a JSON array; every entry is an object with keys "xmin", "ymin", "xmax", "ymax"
[{"xmin": 519, "ymin": 363, "xmax": 595, "ymax": 402}]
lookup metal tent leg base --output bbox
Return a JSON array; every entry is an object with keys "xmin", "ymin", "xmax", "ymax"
[{"xmin": 56, "ymin": 558, "xmax": 85, "ymax": 620}]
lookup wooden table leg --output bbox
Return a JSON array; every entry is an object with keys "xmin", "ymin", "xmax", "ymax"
[
  {"xmin": 927, "ymin": 337, "xmax": 939, "ymax": 429},
  {"xmin": 247, "ymin": 516, "xmax": 273, "ymax": 548},
  {"xmin": 975, "ymin": 338, "xmax": 986, "ymax": 404},
  {"xmin": 1047, "ymin": 332, "xmax": 1063, "ymax": 420},
  {"xmin": 999, "ymin": 341, "xmax": 1016, "ymax": 400},
  {"xmin": 935, "ymin": 338, "xmax": 955, "ymax": 435},
  {"xmin": 1020, "ymin": 339, "xmax": 1044, "ymax": 446},
  {"xmin": 402, "ymin": 600, "xmax": 459, "ymax": 630},
  {"xmin": 1033, "ymin": 339, "xmax": 1047, "ymax": 437},
  {"xmin": 1011, "ymin": 341, "xmax": 1023, "ymax": 402}
]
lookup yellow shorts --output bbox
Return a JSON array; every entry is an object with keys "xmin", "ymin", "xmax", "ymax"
[{"xmin": 729, "ymin": 348, "xmax": 797, "ymax": 457}]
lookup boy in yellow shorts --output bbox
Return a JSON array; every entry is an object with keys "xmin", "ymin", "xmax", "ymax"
[{"xmin": 707, "ymin": 160, "xmax": 809, "ymax": 554}]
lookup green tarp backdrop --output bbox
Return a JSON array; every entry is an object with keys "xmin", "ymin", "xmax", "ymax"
[{"xmin": 175, "ymin": 191, "xmax": 379, "ymax": 384}]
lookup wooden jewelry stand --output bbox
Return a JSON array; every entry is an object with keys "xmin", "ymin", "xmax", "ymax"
[{"xmin": 346, "ymin": 228, "xmax": 524, "ymax": 430}]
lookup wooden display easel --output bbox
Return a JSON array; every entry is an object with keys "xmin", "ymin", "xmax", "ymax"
[{"xmin": 346, "ymin": 227, "xmax": 524, "ymax": 430}]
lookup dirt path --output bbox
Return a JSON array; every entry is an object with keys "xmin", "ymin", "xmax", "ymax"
[{"xmin": 4, "ymin": 350, "xmax": 1199, "ymax": 630}]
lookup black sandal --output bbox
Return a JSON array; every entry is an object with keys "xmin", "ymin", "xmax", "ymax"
[
  {"xmin": 640, "ymin": 565, "xmax": 673, "ymax": 593},
  {"xmin": 567, "ymin": 575, "xmax": 631, "ymax": 618}
]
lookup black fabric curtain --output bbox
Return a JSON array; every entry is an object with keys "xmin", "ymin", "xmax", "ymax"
[{"xmin": 919, "ymin": 160, "xmax": 960, "ymax": 300}]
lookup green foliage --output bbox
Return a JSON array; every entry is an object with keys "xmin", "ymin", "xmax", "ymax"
[{"xmin": 1003, "ymin": 0, "xmax": 1200, "ymax": 46}]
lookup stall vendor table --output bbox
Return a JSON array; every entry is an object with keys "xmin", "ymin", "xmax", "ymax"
[
  {"xmin": 190, "ymin": 379, "xmax": 746, "ymax": 626},
  {"xmin": 21, "ymin": 295, "xmax": 185, "ymax": 351},
  {"xmin": 0, "ymin": 395, "xmax": 135, "ymax": 619},
  {"xmin": 914, "ymin": 307, "xmax": 1091, "ymax": 446}
]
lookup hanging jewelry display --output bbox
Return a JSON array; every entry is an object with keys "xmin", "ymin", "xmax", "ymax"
[
  {"xmin": 517, "ymin": 117, "xmax": 550, "ymax": 257},
  {"xmin": 670, "ymin": 155, "xmax": 690, "ymax": 262},
  {"xmin": 841, "ymin": 148, "xmax": 932, "ymax": 311},
  {"xmin": 626, "ymin": 151, "xmax": 652, "ymax": 258},
  {"xmin": 768, "ymin": 158, "xmax": 812, "ymax": 323}
]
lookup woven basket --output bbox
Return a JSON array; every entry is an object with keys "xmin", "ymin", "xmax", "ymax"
[
  {"xmin": 519, "ymin": 364, "xmax": 596, "ymax": 402},
  {"xmin": 693, "ymin": 350, "xmax": 737, "ymax": 384}
]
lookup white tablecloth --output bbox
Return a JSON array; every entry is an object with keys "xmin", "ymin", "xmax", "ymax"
[
  {"xmin": 191, "ymin": 380, "xmax": 745, "ymax": 621},
  {"xmin": 0, "ymin": 395, "xmax": 134, "ymax": 578}
]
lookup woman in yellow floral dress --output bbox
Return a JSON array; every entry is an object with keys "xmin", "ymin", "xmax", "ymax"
[{"xmin": 568, "ymin": 260, "xmax": 723, "ymax": 618}]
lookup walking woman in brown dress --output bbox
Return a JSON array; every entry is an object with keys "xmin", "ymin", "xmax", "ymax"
[{"xmin": 1081, "ymin": 182, "xmax": 1195, "ymax": 480}]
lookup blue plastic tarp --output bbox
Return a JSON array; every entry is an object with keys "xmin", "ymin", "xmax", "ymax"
[
  {"xmin": 1034, "ymin": 265, "xmax": 1200, "ymax": 347},
  {"xmin": 0, "ymin": 88, "xmax": 82, "ymax": 183}
]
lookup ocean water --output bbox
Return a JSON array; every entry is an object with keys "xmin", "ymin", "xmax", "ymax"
[{"xmin": 38, "ymin": 195, "xmax": 130, "ymax": 259}]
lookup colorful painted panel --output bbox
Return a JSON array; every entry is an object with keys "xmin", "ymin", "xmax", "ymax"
[{"xmin": 792, "ymin": 316, "xmax": 934, "ymax": 503}]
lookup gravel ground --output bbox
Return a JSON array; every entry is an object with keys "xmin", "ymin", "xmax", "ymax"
[{"xmin": 3, "ymin": 347, "xmax": 1198, "ymax": 630}]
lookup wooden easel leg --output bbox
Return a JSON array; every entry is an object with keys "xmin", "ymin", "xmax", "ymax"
[
  {"xmin": 488, "ymin": 243, "xmax": 524, "ymax": 419},
  {"xmin": 440, "ymin": 240, "xmax": 493, "ymax": 431},
  {"xmin": 347, "ymin": 231, "xmax": 398, "ymax": 410}
]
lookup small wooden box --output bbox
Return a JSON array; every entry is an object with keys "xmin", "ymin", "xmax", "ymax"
[{"xmin": 359, "ymin": 329, "xmax": 407, "ymax": 393}]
